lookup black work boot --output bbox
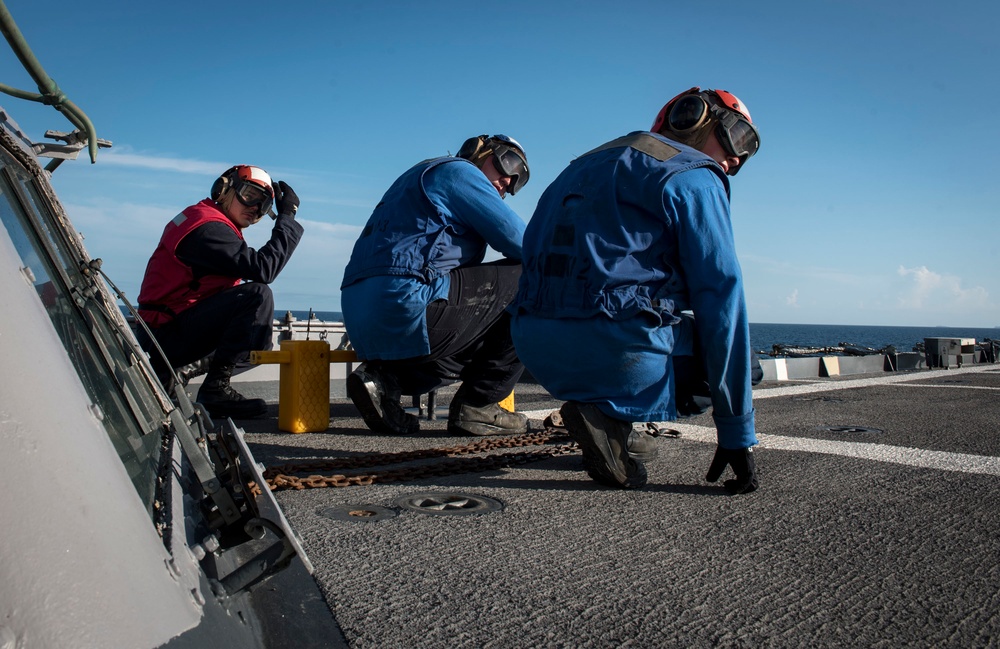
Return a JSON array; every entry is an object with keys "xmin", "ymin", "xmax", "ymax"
[
  {"xmin": 346, "ymin": 363, "xmax": 419, "ymax": 435},
  {"xmin": 196, "ymin": 363, "xmax": 267, "ymax": 419},
  {"xmin": 560, "ymin": 401, "xmax": 647, "ymax": 489},
  {"xmin": 448, "ymin": 401, "xmax": 528, "ymax": 436}
]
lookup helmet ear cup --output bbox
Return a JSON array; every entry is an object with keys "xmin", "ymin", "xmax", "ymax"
[
  {"xmin": 667, "ymin": 94, "xmax": 711, "ymax": 133},
  {"xmin": 457, "ymin": 135, "xmax": 489, "ymax": 161},
  {"xmin": 210, "ymin": 176, "xmax": 228, "ymax": 202},
  {"xmin": 210, "ymin": 166, "xmax": 238, "ymax": 202}
]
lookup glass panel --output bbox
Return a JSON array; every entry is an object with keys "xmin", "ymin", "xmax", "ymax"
[{"xmin": 0, "ymin": 159, "xmax": 162, "ymax": 512}]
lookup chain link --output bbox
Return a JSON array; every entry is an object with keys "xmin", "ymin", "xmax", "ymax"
[
  {"xmin": 262, "ymin": 428, "xmax": 577, "ymax": 491},
  {"xmin": 644, "ymin": 422, "xmax": 682, "ymax": 438}
]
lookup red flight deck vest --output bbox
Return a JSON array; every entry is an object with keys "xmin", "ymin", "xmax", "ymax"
[{"xmin": 137, "ymin": 199, "xmax": 243, "ymax": 327}]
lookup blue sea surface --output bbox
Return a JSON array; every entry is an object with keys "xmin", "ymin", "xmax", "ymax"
[
  {"xmin": 748, "ymin": 322, "xmax": 999, "ymax": 354},
  {"xmin": 278, "ymin": 310, "xmax": 998, "ymax": 355}
]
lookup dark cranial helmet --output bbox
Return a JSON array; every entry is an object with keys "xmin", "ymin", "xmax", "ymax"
[{"xmin": 457, "ymin": 134, "xmax": 530, "ymax": 195}]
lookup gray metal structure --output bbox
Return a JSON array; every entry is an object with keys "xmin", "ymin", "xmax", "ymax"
[{"xmin": 0, "ymin": 4, "xmax": 339, "ymax": 646}]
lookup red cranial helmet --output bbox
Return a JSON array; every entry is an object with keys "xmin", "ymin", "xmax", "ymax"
[
  {"xmin": 211, "ymin": 165, "xmax": 275, "ymax": 217},
  {"xmin": 651, "ymin": 87, "xmax": 760, "ymax": 175}
]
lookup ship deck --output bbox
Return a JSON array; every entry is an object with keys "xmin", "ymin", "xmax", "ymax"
[{"xmin": 222, "ymin": 362, "xmax": 1000, "ymax": 648}]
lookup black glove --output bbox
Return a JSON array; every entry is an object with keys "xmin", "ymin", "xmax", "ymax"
[
  {"xmin": 273, "ymin": 180, "xmax": 299, "ymax": 218},
  {"xmin": 705, "ymin": 445, "xmax": 758, "ymax": 494}
]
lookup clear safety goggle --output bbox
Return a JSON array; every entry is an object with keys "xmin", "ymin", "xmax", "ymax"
[
  {"xmin": 234, "ymin": 180, "xmax": 274, "ymax": 214},
  {"xmin": 490, "ymin": 135, "xmax": 530, "ymax": 195}
]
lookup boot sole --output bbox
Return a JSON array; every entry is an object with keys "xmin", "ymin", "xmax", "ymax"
[
  {"xmin": 447, "ymin": 421, "xmax": 529, "ymax": 436},
  {"xmin": 561, "ymin": 402, "xmax": 647, "ymax": 489},
  {"xmin": 346, "ymin": 371, "xmax": 417, "ymax": 435},
  {"xmin": 201, "ymin": 398, "xmax": 268, "ymax": 420}
]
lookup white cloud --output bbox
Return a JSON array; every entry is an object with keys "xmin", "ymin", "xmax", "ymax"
[
  {"xmin": 895, "ymin": 265, "xmax": 990, "ymax": 310},
  {"xmin": 99, "ymin": 150, "xmax": 228, "ymax": 176},
  {"xmin": 743, "ymin": 256, "xmax": 999, "ymax": 327},
  {"xmin": 295, "ymin": 219, "xmax": 363, "ymax": 236}
]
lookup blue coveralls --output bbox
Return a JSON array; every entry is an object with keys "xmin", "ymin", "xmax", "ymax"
[
  {"xmin": 510, "ymin": 133, "xmax": 756, "ymax": 450},
  {"xmin": 341, "ymin": 156, "xmax": 526, "ymax": 402}
]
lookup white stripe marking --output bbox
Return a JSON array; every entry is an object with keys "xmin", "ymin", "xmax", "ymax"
[
  {"xmin": 751, "ymin": 364, "xmax": 997, "ymax": 399},
  {"xmin": 521, "ymin": 365, "xmax": 1000, "ymax": 476},
  {"xmin": 642, "ymin": 421, "xmax": 1000, "ymax": 476}
]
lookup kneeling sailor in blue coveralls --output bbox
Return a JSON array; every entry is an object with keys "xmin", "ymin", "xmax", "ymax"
[
  {"xmin": 510, "ymin": 88, "xmax": 763, "ymax": 492},
  {"xmin": 341, "ymin": 135, "xmax": 530, "ymax": 437}
]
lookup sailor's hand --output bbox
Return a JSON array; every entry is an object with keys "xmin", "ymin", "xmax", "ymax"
[
  {"xmin": 273, "ymin": 180, "xmax": 300, "ymax": 219},
  {"xmin": 706, "ymin": 445, "xmax": 758, "ymax": 494}
]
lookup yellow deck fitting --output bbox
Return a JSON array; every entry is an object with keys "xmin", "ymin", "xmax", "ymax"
[
  {"xmin": 252, "ymin": 340, "xmax": 515, "ymax": 432},
  {"xmin": 251, "ymin": 340, "xmax": 338, "ymax": 433}
]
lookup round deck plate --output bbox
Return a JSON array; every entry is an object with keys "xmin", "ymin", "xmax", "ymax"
[{"xmin": 394, "ymin": 492, "xmax": 503, "ymax": 516}]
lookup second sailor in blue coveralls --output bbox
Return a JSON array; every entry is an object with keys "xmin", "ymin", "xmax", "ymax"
[
  {"xmin": 341, "ymin": 135, "xmax": 530, "ymax": 436},
  {"xmin": 510, "ymin": 88, "xmax": 763, "ymax": 492}
]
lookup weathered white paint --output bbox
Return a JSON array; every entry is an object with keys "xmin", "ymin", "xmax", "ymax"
[{"xmin": 0, "ymin": 224, "xmax": 202, "ymax": 648}]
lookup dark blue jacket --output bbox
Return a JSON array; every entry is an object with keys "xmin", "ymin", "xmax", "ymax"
[
  {"xmin": 341, "ymin": 156, "xmax": 524, "ymax": 359},
  {"xmin": 510, "ymin": 132, "xmax": 755, "ymax": 449},
  {"xmin": 342, "ymin": 157, "xmax": 523, "ymax": 289},
  {"xmin": 514, "ymin": 133, "xmax": 727, "ymax": 323}
]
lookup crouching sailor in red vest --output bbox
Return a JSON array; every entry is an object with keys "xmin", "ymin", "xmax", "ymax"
[{"xmin": 136, "ymin": 165, "xmax": 303, "ymax": 419}]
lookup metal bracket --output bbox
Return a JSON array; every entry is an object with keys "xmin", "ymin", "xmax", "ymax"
[
  {"xmin": 169, "ymin": 407, "xmax": 243, "ymax": 526},
  {"xmin": 32, "ymin": 129, "xmax": 112, "ymax": 160},
  {"xmin": 203, "ymin": 419, "xmax": 314, "ymax": 595}
]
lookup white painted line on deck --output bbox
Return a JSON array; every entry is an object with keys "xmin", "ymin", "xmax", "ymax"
[
  {"xmin": 519, "ymin": 410, "xmax": 1000, "ymax": 477},
  {"xmin": 521, "ymin": 365, "xmax": 998, "ymax": 420},
  {"xmin": 521, "ymin": 365, "xmax": 1000, "ymax": 477},
  {"xmin": 648, "ymin": 421, "xmax": 1000, "ymax": 477},
  {"xmin": 751, "ymin": 364, "xmax": 999, "ymax": 399}
]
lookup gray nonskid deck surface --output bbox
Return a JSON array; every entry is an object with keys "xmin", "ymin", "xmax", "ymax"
[{"xmin": 237, "ymin": 367, "xmax": 1000, "ymax": 648}]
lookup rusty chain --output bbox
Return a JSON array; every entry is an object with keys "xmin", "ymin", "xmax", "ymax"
[
  {"xmin": 254, "ymin": 419, "xmax": 682, "ymax": 492},
  {"xmin": 262, "ymin": 427, "xmax": 577, "ymax": 491}
]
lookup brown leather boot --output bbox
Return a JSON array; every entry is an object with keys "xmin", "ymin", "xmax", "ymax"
[{"xmin": 448, "ymin": 401, "xmax": 528, "ymax": 436}]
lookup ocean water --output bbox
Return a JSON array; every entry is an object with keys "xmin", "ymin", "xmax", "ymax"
[
  {"xmin": 748, "ymin": 322, "xmax": 999, "ymax": 354},
  {"xmin": 277, "ymin": 310, "xmax": 999, "ymax": 355}
]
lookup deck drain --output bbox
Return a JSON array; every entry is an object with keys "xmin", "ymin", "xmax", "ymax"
[
  {"xmin": 319, "ymin": 505, "xmax": 397, "ymax": 522},
  {"xmin": 394, "ymin": 492, "xmax": 503, "ymax": 516},
  {"xmin": 820, "ymin": 425, "xmax": 883, "ymax": 434}
]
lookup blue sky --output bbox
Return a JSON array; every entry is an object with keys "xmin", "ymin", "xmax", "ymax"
[{"xmin": 3, "ymin": 0, "xmax": 998, "ymax": 327}]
